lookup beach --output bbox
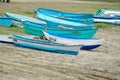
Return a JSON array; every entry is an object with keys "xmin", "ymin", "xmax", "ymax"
[
  {"xmin": 0, "ymin": 0, "xmax": 120, "ymax": 80},
  {"xmin": 0, "ymin": 27, "xmax": 120, "ymax": 80}
]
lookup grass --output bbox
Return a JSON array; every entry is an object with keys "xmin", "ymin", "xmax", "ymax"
[
  {"xmin": 0, "ymin": 1, "xmax": 120, "ymax": 35},
  {"xmin": 94, "ymin": 23, "xmax": 120, "ymax": 28},
  {"xmin": 0, "ymin": 26, "xmax": 25, "ymax": 35}
]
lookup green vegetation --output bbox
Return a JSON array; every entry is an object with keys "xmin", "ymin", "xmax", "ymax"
[
  {"xmin": 0, "ymin": 26, "xmax": 25, "ymax": 35},
  {"xmin": 0, "ymin": 1, "xmax": 120, "ymax": 35}
]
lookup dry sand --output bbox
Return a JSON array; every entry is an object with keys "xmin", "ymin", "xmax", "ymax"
[{"xmin": 0, "ymin": 0, "xmax": 120, "ymax": 80}]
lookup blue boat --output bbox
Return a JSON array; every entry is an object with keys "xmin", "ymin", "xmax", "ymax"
[
  {"xmin": 36, "ymin": 8, "xmax": 93, "ymax": 24},
  {"xmin": 12, "ymin": 34, "xmax": 81, "ymax": 55},
  {"xmin": 0, "ymin": 16, "xmax": 13, "ymax": 27},
  {"xmin": 36, "ymin": 8, "xmax": 94, "ymax": 30}
]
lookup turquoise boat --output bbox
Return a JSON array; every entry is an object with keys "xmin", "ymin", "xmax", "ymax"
[
  {"xmin": 4, "ymin": 12, "xmax": 46, "ymax": 27},
  {"xmin": 23, "ymin": 21, "xmax": 98, "ymax": 38},
  {"xmin": 12, "ymin": 34, "xmax": 80, "ymax": 55},
  {"xmin": 36, "ymin": 8, "xmax": 93, "ymax": 30},
  {"xmin": 0, "ymin": 16, "xmax": 13, "ymax": 27}
]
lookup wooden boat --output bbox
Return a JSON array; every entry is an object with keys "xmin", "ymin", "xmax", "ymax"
[
  {"xmin": 36, "ymin": 8, "xmax": 93, "ymax": 30},
  {"xmin": 93, "ymin": 16, "xmax": 120, "ymax": 25},
  {"xmin": 23, "ymin": 21, "xmax": 98, "ymax": 38},
  {"xmin": 4, "ymin": 12, "xmax": 46, "ymax": 27},
  {"xmin": 43, "ymin": 31, "xmax": 103, "ymax": 50},
  {"xmin": 96, "ymin": 9, "xmax": 120, "ymax": 17},
  {"xmin": 12, "ymin": 34, "xmax": 81, "ymax": 55},
  {"xmin": 0, "ymin": 16, "xmax": 13, "ymax": 27},
  {"xmin": 0, "ymin": 34, "xmax": 13, "ymax": 44}
]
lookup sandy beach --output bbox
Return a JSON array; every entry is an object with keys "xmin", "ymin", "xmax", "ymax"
[
  {"xmin": 0, "ymin": 27, "xmax": 120, "ymax": 80},
  {"xmin": 0, "ymin": 0, "xmax": 120, "ymax": 80}
]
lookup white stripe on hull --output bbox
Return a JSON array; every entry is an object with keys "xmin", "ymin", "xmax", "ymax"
[{"xmin": 94, "ymin": 18, "xmax": 120, "ymax": 24}]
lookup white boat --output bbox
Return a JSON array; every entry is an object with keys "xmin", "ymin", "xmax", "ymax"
[{"xmin": 43, "ymin": 31, "xmax": 103, "ymax": 50}]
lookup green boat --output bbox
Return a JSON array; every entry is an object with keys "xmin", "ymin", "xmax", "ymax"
[
  {"xmin": 23, "ymin": 21, "xmax": 98, "ymax": 38},
  {"xmin": 96, "ymin": 9, "xmax": 120, "ymax": 17}
]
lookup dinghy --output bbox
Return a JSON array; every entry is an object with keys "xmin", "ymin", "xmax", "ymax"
[
  {"xmin": 0, "ymin": 16, "xmax": 13, "ymax": 27},
  {"xmin": 4, "ymin": 12, "xmax": 46, "ymax": 27},
  {"xmin": 43, "ymin": 31, "xmax": 103, "ymax": 50},
  {"xmin": 0, "ymin": 34, "xmax": 13, "ymax": 44},
  {"xmin": 23, "ymin": 21, "xmax": 98, "ymax": 38},
  {"xmin": 36, "ymin": 8, "xmax": 93, "ymax": 30},
  {"xmin": 12, "ymin": 34, "xmax": 81, "ymax": 55}
]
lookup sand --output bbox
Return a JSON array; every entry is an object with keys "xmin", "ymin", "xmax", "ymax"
[
  {"xmin": 0, "ymin": 27, "xmax": 120, "ymax": 80},
  {"xmin": 0, "ymin": 0, "xmax": 120, "ymax": 80}
]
